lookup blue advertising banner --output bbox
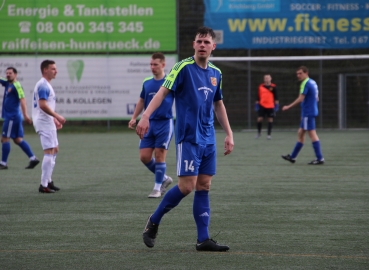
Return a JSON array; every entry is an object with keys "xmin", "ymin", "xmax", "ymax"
[{"xmin": 203, "ymin": 0, "xmax": 369, "ymax": 49}]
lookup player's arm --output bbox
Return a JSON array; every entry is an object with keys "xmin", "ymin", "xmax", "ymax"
[
  {"xmin": 20, "ymin": 98, "xmax": 32, "ymax": 124},
  {"xmin": 255, "ymin": 85, "xmax": 261, "ymax": 111},
  {"xmin": 39, "ymin": 99, "xmax": 66, "ymax": 124},
  {"xmin": 282, "ymin": 94, "xmax": 305, "ymax": 111},
  {"xmin": 273, "ymin": 86, "xmax": 279, "ymax": 104},
  {"xmin": 136, "ymin": 86, "xmax": 170, "ymax": 139},
  {"xmin": 0, "ymin": 77, "xmax": 6, "ymax": 86},
  {"xmin": 128, "ymin": 98, "xmax": 145, "ymax": 129},
  {"xmin": 273, "ymin": 86, "xmax": 279, "ymax": 111},
  {"xmin": 213, "ymin": 100, "xmax": 234, "ymax": 155},
  {"xmin": 14, "ymin": 82, "xmax": 32, "ymax": 124}
]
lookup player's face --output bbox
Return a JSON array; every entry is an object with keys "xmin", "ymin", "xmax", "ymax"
[
  {"xmin": 264, "ymin": 75, "xmax": 272, "ymax": 85},
  {"xmin": 150, "ymin": 58, "xmax": 165, "ymax": 76},
  {"xmin": 5, "ymin": 69, "xmax": 16, "ymax": 82},
  {"xmin": 296, "ymin": 69, "xmax": 308, "ymax": 81},
  {"xmin": 193, "ymin": 34, "xmax": 216, "ymax": 60},
  {"xmin": 44, "ymin": 64, "xmax": 57, "ymax": 80}
]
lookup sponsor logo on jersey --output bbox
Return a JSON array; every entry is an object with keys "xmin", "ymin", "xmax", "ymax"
[
  {"xmin": 210, "ymin": 77, "xmax": 217, "ymax": 86},
  {"xmin": 198, "ymin": 86, "xmax": 213, "ymax": 101}
]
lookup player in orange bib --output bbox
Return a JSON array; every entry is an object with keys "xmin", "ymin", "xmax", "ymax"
[{"xmin": 254, "ymin": 74, "xmax": 279, "ymax": 140}]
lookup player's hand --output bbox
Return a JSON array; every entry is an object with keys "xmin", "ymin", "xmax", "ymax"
[
  {"xmin": 282, "ymin": 105, "xmax": 289, "ymax": 111},
  {"xmin": 24, "ymin": 116, "xmax": 32, "ymax": 125},
  {"xmin": 136, "ymin": 117, "xmax": 149, "ymax": 139},
  {"xmin": 274, "ymin": 104, "xmax": 279, "ymax": 112},
  {"xmin": 224, "ymin": 135, "xmax": 234, "ymax": 155},
  {"xmin": 254, "ymin": 103, "xmax": 259, "ymax": 112},
  {"xmin": 128, "ymin": 119, "xmax": 137, "ymax": 130},
  {"xmin": 56, "ymin": 114, "xmax": 66, "ymax": 124},
  {"xmin": 54, "ymin": 118, "xmax": 63, "ymax": 130}
]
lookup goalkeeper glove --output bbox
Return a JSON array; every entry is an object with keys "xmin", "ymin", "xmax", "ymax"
[
  {"xmin": 254, "ymin": 103, "xmax": 260, "ymax": 112},
  {"xmin": 274, "ymin": 104, "xmax": 279, "ymax": 112}
]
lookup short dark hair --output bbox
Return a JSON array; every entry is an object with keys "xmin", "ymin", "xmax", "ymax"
[
  {"xmin": 151, "ymin": 52, "xmax": 165, "ymax": 61},
  {"xmin": 194, "ymin": 26, "xmax": 216, "ymax": 40},
  {"xmin": 40, "ymin": 60, "xmax": 55, "ymax": 73},
  {"xmin": 6, "ymin": 67, "xmax": 17, "ymax": 74},
  {"xmin": 297, "ymin": 66, "xmax": 309, "ymax": 73}
]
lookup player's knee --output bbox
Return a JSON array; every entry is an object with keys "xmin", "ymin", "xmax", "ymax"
[
  {"xmin": 140, "ymin": 155, "xmax": 151, "ymax": 164},
  {"xmin": 196, "ymin": 182, "xmax": 211, "ymax": 191},
  {"xmin": 178, "ymin": 184, "xmax": 193, "ymax": 196},
  {"xmin": 13, "ymin": 138, "xmax": 22, "ymax": 144}
]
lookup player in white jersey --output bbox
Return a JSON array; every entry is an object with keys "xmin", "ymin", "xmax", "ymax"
[{"xmin": 32, "ymin": 60, "xmax": 66, "ymax": 193}]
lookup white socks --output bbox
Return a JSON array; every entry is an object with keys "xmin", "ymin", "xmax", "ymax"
[{"xmin": 41, "ymin": 154, "xmax": 53, "ymax": 187}]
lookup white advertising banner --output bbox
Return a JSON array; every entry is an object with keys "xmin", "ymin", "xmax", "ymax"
[{"xmin": 0, "ymin": 55, "xmax": 177, "ymax": 119}]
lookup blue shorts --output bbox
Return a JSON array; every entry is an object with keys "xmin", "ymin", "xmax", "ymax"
[
  {"xmin": 139, "ymin": 119, "xmax": 173, "ymax": 150},
  {"xmin": 176, "ymin": 141, "xmax": 216, "ymax": 176},
  {"xmin": 300, "ymin": 116, "xmax": 316, "ymax": 131},
  {"xmin": 2, "ymin": 117, "xmax": 24, "ymax": 138}
]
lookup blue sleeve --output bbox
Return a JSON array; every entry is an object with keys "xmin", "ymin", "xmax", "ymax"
[
  {"xmin": 213, "ymin": 74, "xmax": 223, "ymax": 102},
  {"xmin": 37, "ymin": 84, "xmax": 50, "ymax": 100},
  {"xmin": 140, "ymin": 84, "xmax": 145, "ymax": 99},
  {"xmin": 0, "ymin": 78, "xmax": 6, "ymax": 86},
  {"xmin": 167, "ymin": 68, "xmax": 184, "ymax": 92},
  {"xmin": 302, "ymin": 84, "xmax": 309, "ymax": 96}
]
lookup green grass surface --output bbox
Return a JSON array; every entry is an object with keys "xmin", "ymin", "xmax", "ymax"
[{"xmin": 0, "ymin": 131, "xmax": 368, "ymax": 269}]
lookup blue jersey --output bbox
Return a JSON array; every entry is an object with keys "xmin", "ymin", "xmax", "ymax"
[
  {"xmin": 162, "ymin": 57, "xmax": 223, "ymax": 145},
  {"xmin": 0, "ymin": 78, "xmax": 25, "ymax": 119},
  {"xmin": 300, "ymin": 78, "xmax": 319, "ymax": 117},
  {"xmin": 140, "ymin": 76, "xmax": 173, "ymax": 120}
]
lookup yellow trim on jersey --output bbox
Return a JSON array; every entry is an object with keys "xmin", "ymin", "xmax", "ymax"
[
  {"xmin": 299, "ymin": 78, "xmax": 309, "ymax": 94},
  {"xmin": 13, "ymin": 81, "xmax": 25, "ymax": 99},
  {"xmin": 142, "ymin": 76, "xmax": 154, "ymax": 83},
  {"xmin": 163, "ymin": 57, "xmax": 194, "ymax": 89}
]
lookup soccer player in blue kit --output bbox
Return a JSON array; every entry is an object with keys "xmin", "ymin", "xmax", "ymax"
[
  {"xmin": 129, "ymin": 53, "xmax": 174, "ymax": 198},
  {"xmin": 281, "ymin": 66, "xmax": 324, "ymax": 165},
  {"xmin": 136, "ymin": 26, "xmax": 234, "ymax": 251},
  {"xmin": 0, "ymin": 67, "xmax": 39, "ymax": 170}
]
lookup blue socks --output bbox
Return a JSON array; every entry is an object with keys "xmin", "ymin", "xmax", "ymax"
[
  {"xmin": 144, "ymin": 158, "xmax": 156, "ymax": 174},
  {"xmin": 312, "ymin": 141, "xmax": 323, "ymax": 160},
  {"xmin": 1, "ymin": 142, "xmax": 11, "ymax": 163},
  {"xmin": 155, "ymin": 162, "xmax": 166, "ymax": 184},
  {"xmin": 193, "ymin": 190, "xmax": 210, "ymax": 242},
  {"xmin": 150, "ymin": 187, "xmax": 211, "ymax": 242},
  {"xmin": 151, "ymin": 185, "xmax": 185, "ymax": 224},
  {"xmin": 18, "ymin": 140, "xmax": 34, "ymax": 158},
  {"xmin": 291, "ymin": 142, "xmax": 304, "ymax": 159}
]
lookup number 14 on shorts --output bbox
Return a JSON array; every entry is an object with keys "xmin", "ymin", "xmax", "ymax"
[{"xmin": 184, "ymin": 160, "xmax": 195, "ymax": 172}]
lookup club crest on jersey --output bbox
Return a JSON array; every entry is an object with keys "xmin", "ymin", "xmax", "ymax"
[
  {"xmin": 7, "ymin": 88, "xmax": 12, "ymax": 93},
  {"xmin": 269, "ymin": 87, "xmax": 273, "ymax": 91},
  {"xmin": 210, "ymin": 77, "xmax": 217, "ymax": 86}
]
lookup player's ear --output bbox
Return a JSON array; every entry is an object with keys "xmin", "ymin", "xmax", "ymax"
[{"xmin": 212, "ymin": 43, "xmax": 216, "ymax": 50}]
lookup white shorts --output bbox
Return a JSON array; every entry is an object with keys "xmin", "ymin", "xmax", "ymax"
[{"xmin": 38, "ymin": 130, "xmax": 58, "ymax": 150}]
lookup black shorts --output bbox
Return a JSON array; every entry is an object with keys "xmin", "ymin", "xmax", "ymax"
[{"xmin": 258, "ymin": 106, "xmax": 275, "ymax": 118}]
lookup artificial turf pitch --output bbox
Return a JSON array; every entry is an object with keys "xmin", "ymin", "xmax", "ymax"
[{"xmin": 0, "ymin": 130, "xmax": 368, "ymax": 269}]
